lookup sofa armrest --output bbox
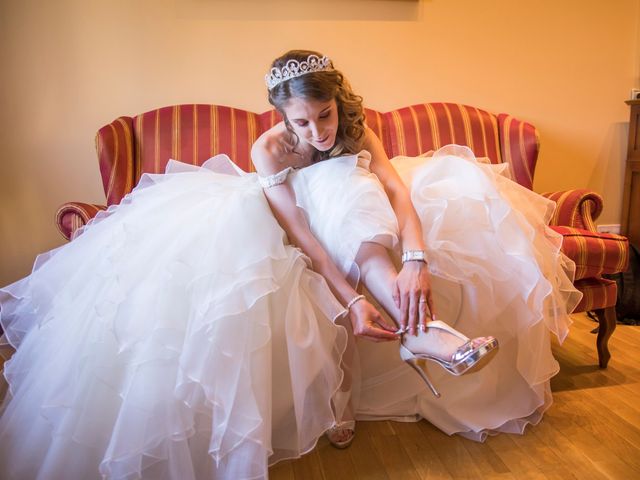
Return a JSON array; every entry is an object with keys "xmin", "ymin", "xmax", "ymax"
[
  {"xmin": 56, "ymin": 202, "xmax": 107, "ymax": 240},
  {"xmin": 541, "ymin": 189, "xmax": 603, "ymax": 231}
]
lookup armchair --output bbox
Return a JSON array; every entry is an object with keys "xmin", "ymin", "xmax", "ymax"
[
  {"xmin": 541, "ymin": 190, "xmax": 629, "ymax": 367},
  {"xmin": 56, "ymin": 103, "xmax": 629, "ymax": 367}
]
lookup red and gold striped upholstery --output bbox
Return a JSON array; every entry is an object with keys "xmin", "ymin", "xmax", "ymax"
[
  {"xmin": 497, "ymin": 113, "xmax": 539, "ymax": 190},
  {"xmin": 550, "ymin": 226, "xmax": 629, "ymax": 280},
  {"xmin": 96, "ymin": 105, "xmax": 260, "ymax": 207},
  {"xmin": 55, "ymin": 203, "xmax": 107, "ymax": 240},
  {"xmin": 574, "ymin": 277, "xmax": 618, "ymax": 312},
  {"xmin": 364, "ymin": 108, "xmax": 387, "ymax": 148},
  {"xmin": 385, "ymin": 103, "xmax": 502, "ymax": 160},
  {"xmin": 96, "ymin": 116, "xmax": 135, "ymax": 207},
  {"xmin": 541, "ymin": 189, "xmax": 603, "ymax": 231},
  {"xmin": 384, "ymin": 104, "xmax": 539, "ymax": 190},
  {"xmin": 258, "ymin": 109, "xmax": 282, "ymax": 133},
  {"xmin": 133, "ymin": 105, "xmax": 259, "ymax": 179}
]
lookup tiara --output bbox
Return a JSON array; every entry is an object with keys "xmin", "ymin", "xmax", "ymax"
[{"xmin": 265, "ymin": 54, "xmax": 332, "ymax": 90}]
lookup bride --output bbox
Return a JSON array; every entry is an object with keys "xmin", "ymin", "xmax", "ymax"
[{"xmin": 0, "ymin": 50, "xmax": 580, "ymax": 479}]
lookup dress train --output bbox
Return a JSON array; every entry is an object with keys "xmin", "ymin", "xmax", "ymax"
[{"xmin": 0, "ymin": 160, "xmax": 348, "ymax": 479}]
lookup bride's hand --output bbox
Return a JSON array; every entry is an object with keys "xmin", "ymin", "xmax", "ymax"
[
  {"xmin": 393, "ymin": 261, "xmax": 435, "ymax": 336},
  {"xmin": 348, "ymin": 299, "xmax": 399, "ymax": 342}
]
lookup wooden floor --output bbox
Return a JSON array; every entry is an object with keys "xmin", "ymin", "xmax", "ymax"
[{"xmin": 269, "ymin": 313, "xmax": 640, "ymax": 480}]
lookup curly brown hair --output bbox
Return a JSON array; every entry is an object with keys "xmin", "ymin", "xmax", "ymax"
[{"xmin": 267, "ymin": 50, "xmax": 366, "ymax": 161}]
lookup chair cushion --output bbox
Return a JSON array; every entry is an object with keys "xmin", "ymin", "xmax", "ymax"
[{"xmin": 550, "ymin": 226, "xmax": 629, "ymax": 280}]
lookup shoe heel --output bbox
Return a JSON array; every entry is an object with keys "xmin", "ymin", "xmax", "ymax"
[{"xmin": 400, "ymin": 346, "xmax": 441, "ymax": 398}]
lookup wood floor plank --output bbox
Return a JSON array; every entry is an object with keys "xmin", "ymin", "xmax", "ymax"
[
  {"xmin": 315, "ymin": 441, "xmax": 358, "ymax": 480},
  {"xmin": 509, "ymin": 422, "xmax": 571, "ymax": 473},
  {"xmin": 461, "ymin": 438, "xmax": 511, "ymax": 478},
  {"xmin": 390, "ymin": 421, "xmax": 454, "ymax": 480},
  {"xmin": 592, "ymin": 458, "xmax": 640, "ymax": 480},
  {"xmin": 369, "ymin": 429, "xmax": 422, "ymax": 480},
  {"xmin": 347, "ymin": 423, "xmax": 390, "ymax": 480},
  {"xmin": 416, "ymin": 421, "xmax": 485, "ymax": 479},
  {"xmin": 560, "ymin": 398, "xmax": 640, "ymax": 473},
  {"xmin": 581, "ymin": 387, "xmax": 640, "ymax": 449},
  {"xmin": 540, "ymin": 467, "xmax": 580, "ymax": 480},
  {"xmin": 269, "ymin": 460, "xmax": 295, "ymax": 480},
  {"xmin": 528, "ymin": 419, "xmax": 608, "ymax": 480},
  {"xmin": 484, "ymin": 434, "xmax": 546, "ymax": 479},
  {"xmin": 290, "ymin": 448, "xmax": 327, "ymax": 480}
]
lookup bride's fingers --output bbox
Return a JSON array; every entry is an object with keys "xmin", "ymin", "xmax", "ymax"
[
  {"xmin": 418, "ymin": 295, "xmax": 428, "ymax": 332},
  {"xmin": 399, "ymin": 293, "xmax": 409, "ymax": 333},
  {"xmin": 360, "ymin": 323, "xmax": 399, "ymax": 341},
  {"xmin": 409, "ymin": 292, "xmax": 419, "ymax": 336},
  {"xmin": 373, "ymin": 315, "xmax": 398, "ymax": 332},
  {"xmin": 425, "ymin": 288, "xmax": 436, "ymax": 322}
]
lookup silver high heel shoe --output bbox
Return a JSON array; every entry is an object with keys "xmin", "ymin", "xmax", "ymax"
[{"xmin": 399, "ymin": 320, "xmax": 499, "ymax": 398}]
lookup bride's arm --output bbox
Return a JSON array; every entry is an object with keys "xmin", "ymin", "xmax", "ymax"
[
  {"xmin": 251, "ymin": 142, "xmax": 398, "ymax": 342},
  {"xmin": 363, "ymin": 127, "xmax": 434, "ymax": 334}
]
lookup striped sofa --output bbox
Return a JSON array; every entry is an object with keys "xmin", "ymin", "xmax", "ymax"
[{"xmin": 56, "ymin": 103, "xmax": 629, "ymax": 368}]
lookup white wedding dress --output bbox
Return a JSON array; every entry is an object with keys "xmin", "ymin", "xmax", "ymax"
[{"xmin": 0, "ymin": 145, "xmax": 581, "ymax": 479}]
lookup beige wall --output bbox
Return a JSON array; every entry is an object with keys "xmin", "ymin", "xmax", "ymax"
[{"xmin": 1, "ymin": 0, "xmax": 638, "ymax": 285}]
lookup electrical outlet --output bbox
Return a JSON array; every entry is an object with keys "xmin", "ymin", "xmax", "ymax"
[
  {"xmin": 632, "ymin": 88, "xmax": 640, "ymax": 100},
  {"xmin": 596, "ymin": 224, "xmax": 621, "ymax": 234}
]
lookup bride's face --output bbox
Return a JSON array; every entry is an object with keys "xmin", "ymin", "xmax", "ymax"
[{"xmin": 282, "ymin": 97, "xmax": 338, "ymax": 152}]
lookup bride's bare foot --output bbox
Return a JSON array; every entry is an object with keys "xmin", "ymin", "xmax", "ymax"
[
  {"xmin": 403, "ymin": 322, "xmax": 470, "ymax": 361},
  {"xmin": 325, "ymin": 423, "xmax": 355, "ymax": 449}
]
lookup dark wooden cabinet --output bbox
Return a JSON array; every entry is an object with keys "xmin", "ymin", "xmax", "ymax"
[{"xmin": 622, "ymin": 100, "xmax": 640, "ymax": 246}]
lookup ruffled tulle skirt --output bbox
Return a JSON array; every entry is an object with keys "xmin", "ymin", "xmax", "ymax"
[
  {"xmin": 0, "ymin": 160, "xmax": 348, "ymax": 479},
  {"xmin": 0, "ymin": 145, "xmax": 582, "ymax": 479},
  {"xmin": 294, "ymin": 146, "xmax": 581, "ymax": 441}
]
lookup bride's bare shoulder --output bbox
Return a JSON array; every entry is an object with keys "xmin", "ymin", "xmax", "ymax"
[{"xmin": 251, "ymin": 122, "xmax": 300, "ymax": 175}]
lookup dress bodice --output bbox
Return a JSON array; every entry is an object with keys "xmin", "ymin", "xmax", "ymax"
[{"xmin": 257, "ymin": 151, "xmax": 373, "ymax": 189}]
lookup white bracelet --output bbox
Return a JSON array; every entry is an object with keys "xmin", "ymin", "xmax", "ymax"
[
  {"xmin": 346, "ymin": 294, "xmax": 366, "ymax": 310},
  {"xmin": 401, "ymin": 250, "xmax": 427, "ymax": 264}
]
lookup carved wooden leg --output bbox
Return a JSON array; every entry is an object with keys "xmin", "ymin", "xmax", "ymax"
[{"xmin": 594, "ymin": 306, "xmax": 617, "ymax": 368}]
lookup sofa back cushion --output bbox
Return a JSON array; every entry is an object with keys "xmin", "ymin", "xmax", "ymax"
[
  {"xmin": 96, "ymin": 103, "xmax": 538, "ymax": 206},
  {"xmin": 133, "ymin": 105, "xmax": 260, "ymax": 175},
  {"xmin": 97, "ymin": 105, "xmax": 260, "ymax": 205},
  {"xmin": 384, "ymin": 103, "xmax": 502, "ymax": 163}
]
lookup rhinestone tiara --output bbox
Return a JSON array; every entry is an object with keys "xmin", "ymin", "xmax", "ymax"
[{"xmin": 265, "ymin": 54, "xmax": 333, "ymax": 90}]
